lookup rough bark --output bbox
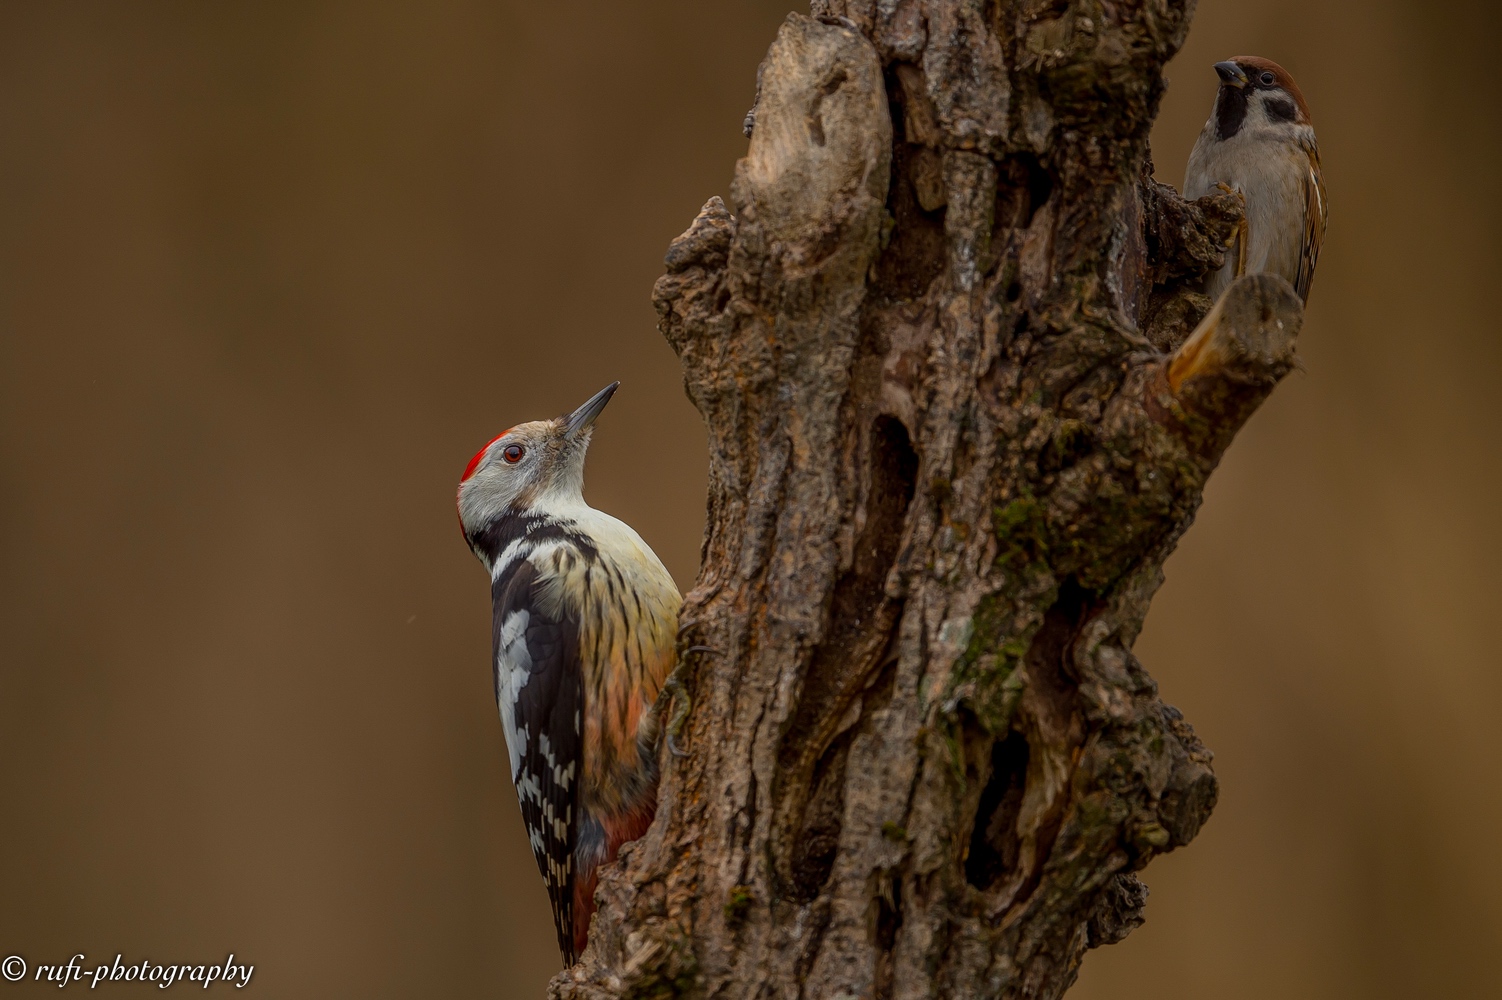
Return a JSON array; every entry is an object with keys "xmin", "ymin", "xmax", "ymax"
[{"xmin": 554, "ymin": 3, "xmax": 1302, "ymax": 998}]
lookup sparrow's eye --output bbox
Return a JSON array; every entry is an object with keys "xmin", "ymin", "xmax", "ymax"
[
  {"xmin": 1259, "ymin": 71, "xmax": 1276, "ymax": 86},
  {"xmin": 502, "ymin": 444, "xmax": 525, "ymax": 464}
]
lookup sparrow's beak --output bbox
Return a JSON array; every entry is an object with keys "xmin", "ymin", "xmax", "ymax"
[
  {"xmin": 563, "ymin": 381, "xmax": 620, "ymax": 439},
  {"xmin": 1214, "ymin": 61, "xmax": 1248, "ymax": 88}
]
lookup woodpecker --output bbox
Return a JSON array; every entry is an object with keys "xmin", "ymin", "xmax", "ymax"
[{"xmin": 456, "ymin": 382, "xmax": 680, "ymax": 965}]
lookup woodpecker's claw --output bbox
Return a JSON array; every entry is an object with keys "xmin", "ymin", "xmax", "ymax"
[
  {"xmin": 662, "ymin": 672, "xmax": 692, "ymax": 758},
  {"xmin": 660, "ymin": 645, "xmax": 720, "ymax": 758}
]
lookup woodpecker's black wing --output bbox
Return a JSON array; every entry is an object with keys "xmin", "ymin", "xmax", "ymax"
[{"xmin": 491, "ymin": 555, "xmax": 583, "ymax": 964}]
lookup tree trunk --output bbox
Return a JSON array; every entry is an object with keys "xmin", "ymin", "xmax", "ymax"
[{"xmin": 555, "ymin": 2, "xmax": 1300, "ymax": 997}]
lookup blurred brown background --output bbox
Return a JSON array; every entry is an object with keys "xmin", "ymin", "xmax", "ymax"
[{"xmin": 0, "ymin": 1, "xmax": 1496, "ymax": 997}]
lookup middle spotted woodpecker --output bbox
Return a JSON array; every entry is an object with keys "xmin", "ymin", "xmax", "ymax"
[{"xmin": 456, "ymin": 382, "xmax": 680, "ymax": 965}]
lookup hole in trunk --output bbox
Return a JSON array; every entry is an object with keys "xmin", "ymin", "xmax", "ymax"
[
  {"xmin": 875, "ymin": 873, "xmax": 903, "ymax": 950},
  {"xmin": 788, "ymin": 731, "xmax": 853, "ymax": 903},
  {"xmin": 1023, "ymin": 154, "xmax": 1054, "ymax": 226},
  {"xmin": 873, "ymin": 871, "xmax": 904, "ymax": 999},
  {"xmin": 779, "ymin": 415, "xmax": 917, "ymax": 767},
  {"xmin": 877, "ymin": 71, "xmax": 947, "ymax": 302},
  {"xmin": 995, "ymin": 153, "xmax": 1055, "ymax": 231},
  {"xmin": 965, "ymin": 729, "xmax": 1030, "ymax": 890},
  {"xmin": 964, "ymin": 579, "xmax": 1097, "ymax": 895},
  {"xmin": 780, "ymin": 417, "xmax": 918, "ymax": 904}
]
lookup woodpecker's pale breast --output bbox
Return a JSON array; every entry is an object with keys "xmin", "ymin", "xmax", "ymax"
[{"xmin": 533, "ymin": 507, "xmax": 678, "ymax": 813}]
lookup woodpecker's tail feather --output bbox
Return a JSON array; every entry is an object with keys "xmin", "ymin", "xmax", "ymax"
[
  {"xmin": 553, "ymin": 892, "xmax": 578, "ymax": 967},
  {"xmin": 568, "ymin": 801, "xmax": 657, "ymax": 961}
]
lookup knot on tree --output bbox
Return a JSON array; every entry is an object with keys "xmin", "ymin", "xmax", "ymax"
[{"xmin": 557, "ymin": 4, "xmax": 1302, "ymax": 999}]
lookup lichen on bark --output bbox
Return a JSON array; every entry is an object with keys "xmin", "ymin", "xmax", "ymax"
[{"xmin": 552, "ymin": 3, "xmax": 1302, "ymax": 998}]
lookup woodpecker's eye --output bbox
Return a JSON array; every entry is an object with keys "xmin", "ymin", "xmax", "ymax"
[
  {"xmin": 502, "ymin": 444, "xmax": 525, "ymax": 464},
  {"xmin": 1259, "ymin": 71, "xmax": 1276, "ymax": 86}
]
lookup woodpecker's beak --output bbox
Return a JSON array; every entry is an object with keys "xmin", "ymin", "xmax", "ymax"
[
  {"xmin": 563, "ymin": 382, "xmax": 620, "ymax": 439},
  {"xmin": 1214, "ymin": 61, "xmax": 1248, "ymax": 88}
]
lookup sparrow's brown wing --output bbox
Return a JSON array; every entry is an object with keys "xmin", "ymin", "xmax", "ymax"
[{"xmin": 1296, "ymin": 136, "xmax": 1328, "ymax": 303}]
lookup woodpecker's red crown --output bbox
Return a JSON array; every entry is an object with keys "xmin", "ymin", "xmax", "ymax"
[{"xmin": 461, "ymin": 430, "xmax": 511, "ymax": 483}]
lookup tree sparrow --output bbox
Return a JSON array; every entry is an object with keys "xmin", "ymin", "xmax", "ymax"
[{"xmin": 1184, "ymin": 57, "xmax": 1328, "ymax": 304}]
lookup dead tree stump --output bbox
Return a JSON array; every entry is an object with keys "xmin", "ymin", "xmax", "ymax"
[{"xmin": 554, "ymin": 3, "xmax": 1301, "ymax": 997}]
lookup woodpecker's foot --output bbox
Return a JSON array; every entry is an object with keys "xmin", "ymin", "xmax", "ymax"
[
  {"xmin": 660, "ymin": 645, "xmax": 720, "ymax": 758},
  {"xmin": 661, "ymin": 670, "xmax": 691, "ymax": 759}
]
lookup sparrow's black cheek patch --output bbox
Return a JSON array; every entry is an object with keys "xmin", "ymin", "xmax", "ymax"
[
  {"xmin": 1265, "ymin": 97, "xmax": 1298, "ymax": 123},
  {"xmin": 1216, "ymin": 86, "xmax": 1249, "ymax": 140}
]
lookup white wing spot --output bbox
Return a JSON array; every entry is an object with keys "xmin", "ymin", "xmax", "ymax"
[
  {"xmin": 516, "ymin": 766, "xmax": 542, "ymax": 804},
  {"xmin": 496, "ymin": 609, "xmax": 532, "ymax": 779}
]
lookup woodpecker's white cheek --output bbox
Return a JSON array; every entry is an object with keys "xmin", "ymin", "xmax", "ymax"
[{"xmin": 461, "ymin": 464, "xmax": 532, "ymax": 535}]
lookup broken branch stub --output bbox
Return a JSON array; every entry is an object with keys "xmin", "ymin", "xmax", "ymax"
[
  {"xmin": 1152, "ymin": 273, "xmax": 1304, "ymax": 458},
  {"xmin": 554, "ymin": 4, "xmax": 1299, "ymax": 998}
]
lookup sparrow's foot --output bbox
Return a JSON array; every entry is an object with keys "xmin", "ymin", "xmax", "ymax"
[
  {"xmin": 1214, "ymin": 181, "xmax": 1244, "ymax": 205},
  {"xmin": 1215, "ymin": 182, "xmax": 1249, "ymax": 277}
]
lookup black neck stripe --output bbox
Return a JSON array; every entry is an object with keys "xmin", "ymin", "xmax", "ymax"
[{"xmin": 469, "ymin": 510, "xmax": 599, "ymax": 567}]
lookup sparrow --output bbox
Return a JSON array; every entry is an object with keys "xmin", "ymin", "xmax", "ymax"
[{"xmin": 1183, "ymin": 56, "xmax": 1328, "ymax": 304}]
